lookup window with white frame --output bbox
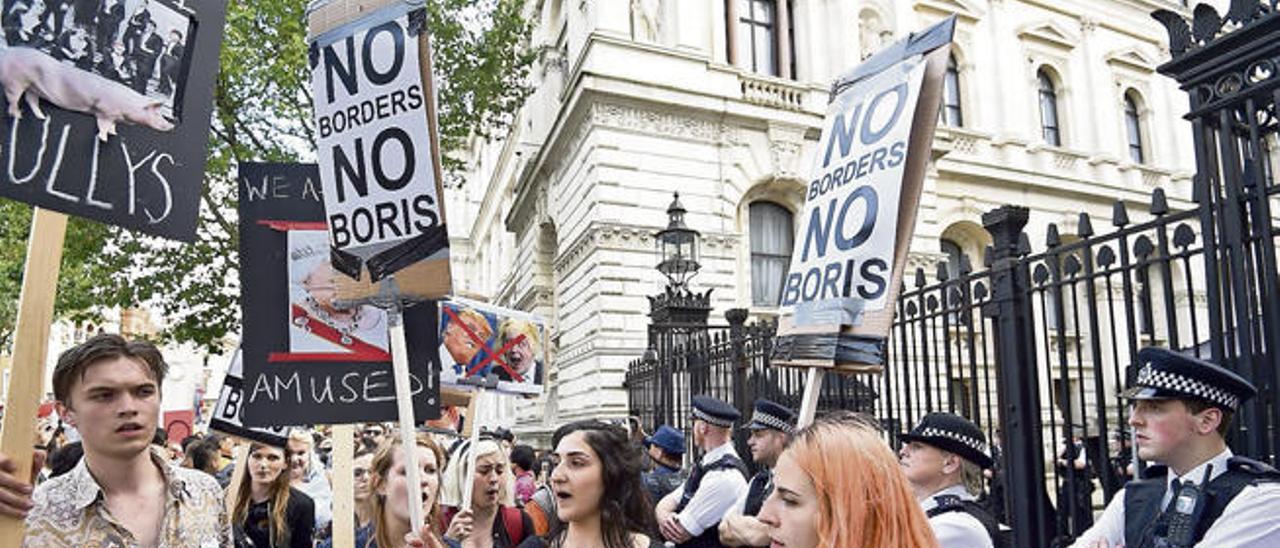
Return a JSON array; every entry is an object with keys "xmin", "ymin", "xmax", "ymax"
[
  {"xmin": 750, "ymin": 202, "xmax": 794, "ymax": 306},
  {"xmin": 941, "ymin": 54, "xmax": 963, "ymax": 127},
  {"xmin": 1124, "ymin": 91, "xmax": 1145, "ymax": 163},
  {"xmin": 1038, "ymin": 69, "xmax": 1062, "ymax": 146},
  {"xmin": 730, "ymin": 0, "xmax": 795, "ymax": 78}
]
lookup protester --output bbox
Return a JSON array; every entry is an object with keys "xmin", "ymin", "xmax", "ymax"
[
  {"xmin": 510, "ymin": 445, "xmax": 538, "ymax": 506},
  {"xmin": 186, "ymin": 438, "xmax": 221, "ymax": 476},
  {"xmin": 898, "ymin": 412, "xmax": 1000, "ymax": 547},
  {"xmin": 442, "ymin": 438, "xmax": 534, "ymax": 547},
  {"xmin": 1072, "ymin": 347, "xmax": 1280, "ymax": 547},
  {"xmin": 516, "ymin": 420, "xmax": 661, "ymax": 547},
  {"xmin": 354, "ymin": 449, "xmax": 376, "ymax": 530},
  {"xmin": 640, "ymin": 424, "xmax": 686, "ymax": 507},
  {"xmin": 523, "ymin": 478, "xmax": 559, "ymax": 537},
  {"xmin": 655, "ymin": 395, "xmax": 749, "ymax": 547},
  {"xmin": 233, "ymin": 442, "xmax": 315, "ymax": 548},
  {"xmin": 210, "ymin": 432, "xmax": 237, "ymax": 487},
  {"xmin": 356, "ymin": 432, "xmax": 459, "ymax": 548},
  {"xmin": 756, "ymin": 411, "xmax": 936, "ymax": 547},
  {"xmin": 46, "ymin": 441, "xmax": 82, "ymax": 479},
  {"xmin": 23, "ymin": 334, "xmax": 230, "ymax": 546},
  {"xmin": 363, "ymin": 423, "xmax": 390, "ymax": 453},
  {"xmin": 719, "ymin": 399, "xmax": 796, "ymax": 547},
  {"xmin": 288, "ymin": 429, "xmax": 334, "ymax": 533}
]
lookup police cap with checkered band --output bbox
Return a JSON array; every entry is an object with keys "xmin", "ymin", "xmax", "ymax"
[
  {"xmin": 747, "ymin": 399, "xmax": 797, "ymax": 435},
  {"xmin": 691, "ymin": 395, "xmax": 740, "ymax": 428},
  {"xmin": 1121, "ymin": 346, "xmax": 1257, "ymax": 412},
  {"xmin": 899, "ymin": 412, "xmax": 994, "ymax": 469}
]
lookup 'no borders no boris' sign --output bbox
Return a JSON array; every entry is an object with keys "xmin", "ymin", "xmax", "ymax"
[
  {"xmin": 310, "ymin": 3, "xmax": 445, "ymax": 278},
  {"xmin": 780, "ymin": 57, "xmax": 924, "ymax": 325}
]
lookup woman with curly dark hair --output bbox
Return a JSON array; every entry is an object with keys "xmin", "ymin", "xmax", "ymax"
[{"xmin": 517, "ymin": 420, "xmax": 661, "ymax": 548}]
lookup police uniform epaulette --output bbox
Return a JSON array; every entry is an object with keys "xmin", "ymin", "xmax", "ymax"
[
  {"xmin": 1140, "ymin": 464, "xmax": 1169, "ymax": 480},
  {"xmin": 932, "ymin": 494, "xmax": 963, "ymax": 511},
  {"xmin": 1227, "ymin": 456, "xmax": 1280, "ymax": 477}
]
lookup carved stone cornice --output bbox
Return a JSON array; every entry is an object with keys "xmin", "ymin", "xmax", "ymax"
[
  {"xmin": 552, "ymin": 221, "xmax": 741, "ymax": 277},
  {"xmin": 592, "ymin": 102, "xmax": 722, "ymax": 142}
]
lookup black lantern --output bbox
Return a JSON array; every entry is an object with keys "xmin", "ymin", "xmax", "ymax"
[{"xmin": 655, "ymin": 192, "xmax": 701, "ymax": 289}]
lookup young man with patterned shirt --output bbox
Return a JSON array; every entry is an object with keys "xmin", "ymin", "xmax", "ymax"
[{"xmin": 23, "ymin": 334, "xmax": 230, "ymax": 547}]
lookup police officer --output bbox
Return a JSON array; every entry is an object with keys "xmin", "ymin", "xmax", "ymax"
[
  {"xmin": 656, "ymin": 395, "xmax": 749, "ymax": 548},
  {"xmin": 642, "ymin": 424, "xmax": 688, "ymax": 507},
  {"xmin": 1072, "ymin": 347, "xmax": 1280, "ymax": 548},
  {"xmin": 719, "ymin": 399, "xmax": 795, "ymax": 547},
  {"xmin": 898, "ymin": 412, "xmax": 1000, "ymax": 548}
]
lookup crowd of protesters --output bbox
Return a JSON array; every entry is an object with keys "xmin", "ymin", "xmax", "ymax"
[{"xmin": 0, "ymin": 334, "xmax": 1277, "ymax": 547}]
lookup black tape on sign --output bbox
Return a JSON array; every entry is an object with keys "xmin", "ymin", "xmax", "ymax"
[
  {"xmin": 365, "ymin": 226, "xmax": 449, "ymax": 282},
  {"xmin": 330, "ymin": 245, "xmax": 364, "ymax": 280},
  {"xmin": 772, "ymin": 333, "xmax": 887, "ymax": 366}
]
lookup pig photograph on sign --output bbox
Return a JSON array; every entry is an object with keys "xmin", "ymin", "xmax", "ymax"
[
  {"xmin": 439, "ymin": 298, "xmax": 547, "ymax": 397},
  {"xmin": 310, "ymin": 3, "xmax": 449, "ymax": 284},
  {"xmin": 0, "ymin": 0, "xmax": 225, "ymax": 241}
]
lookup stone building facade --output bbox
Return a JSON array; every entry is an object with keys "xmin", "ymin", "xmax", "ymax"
[{"xmin": 446, "ymin": 0, "xmax": 1202, "ymax": 441}]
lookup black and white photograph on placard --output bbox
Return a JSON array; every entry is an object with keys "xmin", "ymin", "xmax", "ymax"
[
  {"xmin": 0, "ymin": 0, "xmax": 196, "ymax": 127},
  {"xmin": 0, "ymin": 0, "xmax": 224, "ymax": 242}
]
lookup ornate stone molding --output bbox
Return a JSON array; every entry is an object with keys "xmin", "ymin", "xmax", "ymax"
[
  {"xmin": 592, "ymin": 103, "xmax": 721, "ymax": 142},
  {"xmin": 553, "ymin": 221, "xmax": 741, "ymax": 276},
  {"xmin": 767, "ymin": 123, "xmax": 807, "ymax": 180}
]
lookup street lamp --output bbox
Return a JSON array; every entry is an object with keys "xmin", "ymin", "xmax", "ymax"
[{"xmin": 655, "ymin": 192, "xmax": 701, "ymax": 290}]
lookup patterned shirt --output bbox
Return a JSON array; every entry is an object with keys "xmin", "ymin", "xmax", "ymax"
[{"xmin": 24, "ymin": 446, "xmax": 231, "ymax": 547}]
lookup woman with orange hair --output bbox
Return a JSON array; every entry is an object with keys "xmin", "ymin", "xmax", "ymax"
[{"xmin": 757, "ymin": 412, "xmax": 938, "ymax": 548}]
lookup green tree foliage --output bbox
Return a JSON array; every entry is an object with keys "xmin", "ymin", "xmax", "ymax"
[{"xmin": 0, "ymin": 0, "xmax": 534, "ymax": 354}]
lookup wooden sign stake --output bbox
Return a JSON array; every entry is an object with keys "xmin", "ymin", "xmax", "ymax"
[
  {"xmin": 460, "ymin": 390, "xmax": 493, "ymax": 509},
  {"xmin": 331, "ymin": 424, "xmax": 356, "ymax": 548},
  {"xmin": 0, "ymin": 208, "xmax": 68, "ymax": 545},
  {"xmin": 387, "ymin": 305, "xmax": 425, "ymax": 534},
  {"xmin": 797, "ymin": 368, "xmax": 825, "ymax": 429}
]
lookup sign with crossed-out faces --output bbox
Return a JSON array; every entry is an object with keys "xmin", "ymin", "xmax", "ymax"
[{"xmin": 437, "ymin": 298, "xmax": 547, "ymax": 397}]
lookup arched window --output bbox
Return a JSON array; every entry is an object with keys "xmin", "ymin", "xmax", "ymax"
[
  {"xmin": 1038, "ymin": 70, "xmax": 1062, "ymax": 146},
  {"xmin": 1124, "ymin": 92, "xmax": 1145, "ymax": 163},
  {"xmin": 750, "ymin": 202, "xmax": 794, "ymax": 306},
  {"xmin": 941, "ymin": 54, "xmax": 963, "ymax": 127},
  {"xmin": 941, "ymin": 238, "xmax": 964, "ymax": 279}
]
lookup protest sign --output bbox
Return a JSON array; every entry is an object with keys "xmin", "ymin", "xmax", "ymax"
[
  {"xmin": 0, "ymin": 0, "xmax": 228, "ymax": 241},
  {"xmin": 210, "ymin": 348, "xmax": 290, "ymax": 447},
  {"xmin": 237, "ymin": 162, "xmax": 440, "ymax": 426},
  {"xmin": 774, "ymin": 18, "xmax": 953, "ymax": 380},
  {"xmin": 163, "ymin": 409, "xmax": 194, "ymax": 445},
  {"xmin": 309, "ymin": 0, "xmax": 450, "ymax": 289},
  {"xmin": 439, "ymin": 298, "xmax": 549, "ymax": 396}
]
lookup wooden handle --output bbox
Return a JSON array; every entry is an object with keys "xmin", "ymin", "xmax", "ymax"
[{"xmin": 0, "ymin": 208, "xmax": 68, "ymax": 545}]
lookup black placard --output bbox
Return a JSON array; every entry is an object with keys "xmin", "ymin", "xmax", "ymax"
[
  {"xmin": 238, "ymin": 162, "xmax": 439, "ymax": 426},
  {"xmin": 0, "ymin": 0, "xmax": 227, "ymax": 241},
  {"xmin": 209, "ymin": 348, "xmax": 290, "ymax": 448}
]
